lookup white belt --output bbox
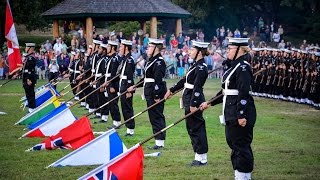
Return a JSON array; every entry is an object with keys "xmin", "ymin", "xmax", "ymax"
[
  {"xmin": 24, "ymin": 70, "xmax": 29, "ymax": 73},
  {"xmin": 95, "ymin": 73, "xmax": 102, "ymax": 77},
  {"xmin": 105, "ymin": 73, "xmax": 111, "ymax": 78},
  {"xmin": 144, "ymin": 78, "xmax": 155, "ymax": 83},
  {"xmin": 184, "ymin": 83, "xmax": 194, "ymax": 89},
  {"xmin": 75, "ymin": 70, "xmax": 81, "ymax": 74},
  {"xmin": 120, "ymin": 75, "xmax": 127, "ymax": 80},
  {"xmin": 91, "ymin": 69, "xmax": 95, "ymax": 73},
  {"xmin": 223, "ymin": 89, "xmax": 239, "ymax": 96}
]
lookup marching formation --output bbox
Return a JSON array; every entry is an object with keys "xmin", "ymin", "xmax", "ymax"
[
  {"xmin": 250, "ymin": 47, "xmax": 320, "ymax": 110},
  {"xmin": 7, "ymin": 36, "xmax": 319, "ymax": 180}
]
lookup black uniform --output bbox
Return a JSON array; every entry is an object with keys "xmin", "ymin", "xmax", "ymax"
[
  {"xmin": 106, "ymin": 53, "xmax": 121, "ymax": 122},
  {"xmin": 88, "ymin": 52, "xmax": 100, "ymax": 110},
  {"xmin": 119, "ymin": 53, "xmax": 135, "ymax": 129},
  {"xmin": 170, "ymin": 58, "xmax": 208, "ymax": 155},
  {"xmin": 22, "ymin": 53, "xmax": 37, "ymax": 109},
  {"xmin": 136, "ymin": 53, "xmax": 167, "ymax": 141},
  {"xmin": 211, "ymin": 55, "xmax": 256, "ymax": 173},
  {"xmin": 94, "ymin": 55, "xmax": 108, "ymax": 116}
]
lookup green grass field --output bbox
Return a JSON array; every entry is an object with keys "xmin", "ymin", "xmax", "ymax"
[{"xmin": 0, "ymin": 79, "xmax": 319, "ymax": 180}]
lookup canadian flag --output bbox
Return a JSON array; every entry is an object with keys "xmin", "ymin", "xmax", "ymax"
[{"xmin": 5, "ymin": 0, "xmax": 22, "ymax": 74}]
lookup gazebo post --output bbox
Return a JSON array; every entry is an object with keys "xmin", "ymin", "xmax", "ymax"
[
  {"xmin": 86, "ymin": 17, "xmax": 93, "ymax": 46},
  {"xmin": 150, "ymin": 17, "xmax": 157, "ymax": 38},
  {"xmin": 139, "ymin": 20, "xmax": 147, "ymax": 45},
  {"xmin": 175, "ymin": 18, "xmax": 182, "ymax": 37},
  {"xmin": 53, "ymin": 20, "xmax": 59, "ymax": 38}
]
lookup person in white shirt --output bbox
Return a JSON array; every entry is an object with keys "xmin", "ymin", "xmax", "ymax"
[
  {"xmin": 48, "ymin": 58, "xmax": 59, "ymax": 88},
  {"xmin": 53, "ymin": 38, "xmax": 63, "ymax": 56}
]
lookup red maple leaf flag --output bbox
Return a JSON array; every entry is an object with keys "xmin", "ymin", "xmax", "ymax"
[{"xmin": 5, "ymin": 0, "xmax": 22, "ymax": 74}]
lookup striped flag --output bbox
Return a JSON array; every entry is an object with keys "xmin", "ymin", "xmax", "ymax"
[
  {"xmin": 28, "ymin": 116, "xmax": 94, "ymax": 151},
  {"xmin": 20, "ymin": 103, "xmax": 76, "ymax": 138},
  {"xmin": 78, "ymin": 144, "xmax": 144, "ymax": 180},
  {"xmin": 47, "ymin": 129, "xmax": 127, "ymax": 167},
  {"xmin": 15, "ymin": 96, "xmax": 61, "ymax": 125}
]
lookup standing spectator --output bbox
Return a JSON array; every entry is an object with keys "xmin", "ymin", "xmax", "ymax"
[
  {"xmin": 300, "ymin": 40, "xmax": 308, "ymax": 50},
  {"xmin": 185, "ymin": 36, "xmax": 191, "ymax": 48},
  {"xmin": 253, "ymin": 26, "xmax": 258, "ymax": 38},
  {"xmin": 71, "ymin": 36, "xmax": 79, "ymax": 50},
  {"xmin": 79, "ymin": 34, "xmax": 87, "ymax": 49},
  {"xmin": 48, "ymin": 58, "xmax": 59, "ymax": 89},
  {"xmin": 176, "ymin": 55, "xmax": 185, "ymax": 78},
  {"xmin": 117, "ymin": 31, "xmax": 125, "ymax": 42},
  {"xmin": 216, "ymin": 27, "xmax": 220, "ymax": 38},
  {"xmin": 270, "ymin": 22, "xmax": 275, "ymax": 42},
  {"xmin": 0, "ymin": 54, "xmax": 4, "ymax": 79},
  {"xmin": 242, "ymin": 28, "xmax": 248, "ymax": 38},
  {"xmin": 36, "ymin": 55, "xmax": 46, "ymax": 80},
  {"xmin": 259, "ymin": 25, "xmax": 266, "ymax": 42},
  {"xmin": 278, "ymin": 40, "xmax": 286, "ymax": 49},
  {"xmin": 177, "ymin": 33, "xmax": 185, "ymax": 49},
  {"xmin": 143, "ymin": 33, "xmax": 150, "ymax": 51},
  {"xmin": 44, "ymin": 40, "xmax": 52, "ymax": 51},
  {"xmin": 205, "ymin": 53, "xmax": 213, "ymax": 78},
  {"xmin": 136, "ymin": 55, "xmax": 145, "ymax": 79},
  {"xmin": 258, "ymin": 17, "xmax": 264, "ymax": 31},
  {"xmin": 131, "ymin": 32, "xmax": 139, "ymax": 45},
  {"xmin": 170, "ymin": 35, "xmax": 178, "ymax": 49},
  {"xmin": 219, "ymin": 26, "xmax": 225, "ymax": 42},
  {"xmin": 272, "ymin": 31, "xmax": 280, "ymax": 43},
  {"xmin": 53, "ymin": 38, "xmax": 63, "ymax": 56},
  {"xmin": 234, "ymin": 28, "xmax": 241, "ymax": 38},
  {"xmin": 285, "ymin": 41, "xmax": 292, "ymax": 49},
  {"xmin": 265, "ymin": 25, "xmax": 270, "ymax": 42},
  {"xmin": 198, "ymin": 31, "xmax": 205, "ymax": 42},
  {"xmin": 69, "ymin": 21, "xmax": 75, "ymax": 31},
  {"xmin": 168, "ymin": 51, "xmax": 176, "ymax": 79},
  {"xmin": 278, "ymin": 25, "xmax": 284, "ymax": 39},
  {"xmin": 78, "ymin": 27, "xmax": 84, "ymax": 38},
  {"xmin": 63, "ymin": 21, "xmax": 69, "ymax": 34}
]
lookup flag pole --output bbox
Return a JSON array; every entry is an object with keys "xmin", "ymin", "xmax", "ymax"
[
  {"xmin": 57, "ymin": 68, "xmax": 91, "ymax": 93},
  {"xmin": 139, "ymin": 68, "xmax": 265, "ymax": 145}
]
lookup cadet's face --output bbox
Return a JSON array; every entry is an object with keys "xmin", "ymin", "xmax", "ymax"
[
  {"xmin": 107, "ymin": 45, "xmax": 111, "ymax": 53},
  {"xmin": 189, "ymin": 47, "xmax": 198, "ymax": 59},
  {"xmin": 226, "ymin": 45, "xmax": 238, "ymax": 60},
  {"xmin": 147, "ymin": 44, "xmax": 156, "ymax": 57},
  {"xmin": 98, "ymin": 46, "xmax": 103, "ymax": 54},
  {"xmin": 119, "ymin": 44, "xmax": 125, "ymax": 54}
]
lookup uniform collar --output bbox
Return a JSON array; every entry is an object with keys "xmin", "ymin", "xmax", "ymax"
[
  {"xmin": 150, "ymin": 53, "xmax": 161, "ymax": 61},
  {"xmin": 194, "ymin": 58, "xmax": 205, "ymax": 66},
  {"xmin": 230, "ymin": 54, "xmax": 246, "ymax": 67}
]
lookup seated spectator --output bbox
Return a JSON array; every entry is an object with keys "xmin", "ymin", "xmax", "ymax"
[
  {"xmin": 273, "ymin": 32, "xmax": 280, "ymax": 43},
  {"xmin": 278, "ymin": 40, "xmax": 286, "ymax": 49}
]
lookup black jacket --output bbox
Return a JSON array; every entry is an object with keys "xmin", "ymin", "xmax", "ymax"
[
  {"xmin": 137, "ymin": 53, "xmax": 167, "ymax": 99},
  {"xmin": 211, "ymin": 55, "xmax": 256, "ymax": 125},
  {"xmin": 170, "ymin": 58, "xmax": 208, "ymax": 107},
  {"xmin": 22, "ymin": 54, "xmax": 37, "ymax": 84}
]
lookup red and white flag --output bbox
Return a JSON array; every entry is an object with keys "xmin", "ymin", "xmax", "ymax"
[{"xmin": 5, "ymin": 0, "xmax": 22, "ymax": 74}]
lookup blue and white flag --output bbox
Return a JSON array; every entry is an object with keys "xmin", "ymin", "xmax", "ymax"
[{"xmin": 47, "ymin": 129, "xmax": 127, "ymax": 167}]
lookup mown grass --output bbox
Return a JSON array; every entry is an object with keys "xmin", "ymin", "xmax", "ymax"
[{"xmin": 0, "ymin": 78, "xmax": 319, "ymax": 180}]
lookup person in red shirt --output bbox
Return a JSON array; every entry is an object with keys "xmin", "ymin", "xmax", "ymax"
[{"xmin": 170, "ymin": 35, "xmax": 178, "ymax": 50}]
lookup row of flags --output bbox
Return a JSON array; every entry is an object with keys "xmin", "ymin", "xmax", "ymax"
[
  {"xmin": 17, "ymin": 83, "xmax": 144, "ymax": 179},
  {"xmin": 7, "ymin": 0, "xmax": 144, "ymax": 178}
]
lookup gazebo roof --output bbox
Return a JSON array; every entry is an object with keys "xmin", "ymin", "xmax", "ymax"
[{"xmin": 42, "ymin": 0, "xmax": 191, "ymax": 20}]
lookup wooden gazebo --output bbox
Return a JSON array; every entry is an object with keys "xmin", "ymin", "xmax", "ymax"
[{"xmin": 41, "ymin": 0, "xmax": 191, "ymax": 44}]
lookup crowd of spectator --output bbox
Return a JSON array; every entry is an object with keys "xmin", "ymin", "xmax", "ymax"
[{"xmin": 0, "ymin": 18, "xmax": 319, "ymax": 81}]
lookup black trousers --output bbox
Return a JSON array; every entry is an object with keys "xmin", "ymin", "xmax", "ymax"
[
  {"xmin": 88, "ymin": 86, "xmax": 98, "ymax": 109},
  {"xmin": 185, "ymin": 108, "xmax": 208, "ymax": 154},
  {"xmin": 146, "ymin": 98, "xmax": 166, "ymax": 140},
  {"xmin": 23, "ymin": 83, "xmax": 36, "ymax": 108},
  {"xmin": 120, "ymin": 94, "xmax": 134, "ymax": 129},
  {"xmin": 98, "ymin": 89, "xmax": 108, "ymax": 115},
  {"xmin": 107, "ymin": 88, "xmax": 121, "ymax": 122},
  {"xmin": 225, "ymin": 123, "xmax": 254, "ymax": 173}
]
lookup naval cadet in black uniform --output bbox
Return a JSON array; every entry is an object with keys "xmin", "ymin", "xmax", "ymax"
[
  {"xmin": 22, "ymin": 43, "xmax": 37, "ymax": 113},
  {"xmin": 117, "ymin": 39, "xmax": 135, "ymax": 135},
  {"xmin": 165, "ymin": 40, "xmax": 209, "ymax": 165},
  {"xmin": 201, "ymin": 38, "xmax": 256, "ymax": 179},
  {"xmin": 101, "ymin": 40, "xmax": 121, "ymax": 124},
  {"xmin": 128, "ymin": 38, "xmax": 167, "ymax": 148}
]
